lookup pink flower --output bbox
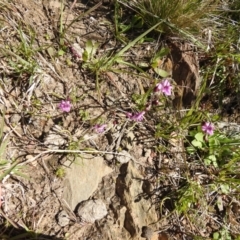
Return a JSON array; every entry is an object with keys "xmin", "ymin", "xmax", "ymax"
[
  {"xmin": 127, "ymin": 111, "xmax": 145, "ymax": 122},
  {"xmin": 154, "ymin": 83, "xmax": 163, "ymax": 92},
  {"xmin": 59, "ymin": 100, "xmax": 71, "ymax": 112},
  {"xmin": 154, "ymin": 79, "xmax": 172, "ymax": 96},
  {"xmin": 94, "ymin": 124, "xmax": 107, "ymax": 133},
  {"xmin": 202, "ymin": 122, "xmax": 214, "ymax": 136}
]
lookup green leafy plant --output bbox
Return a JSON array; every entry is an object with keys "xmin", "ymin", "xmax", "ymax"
[
  {"xmin": 0, "ymin": 26, "xmax": 40, "ymax": 84},
  {"xmin": 81, "ymin": 20, "xmax": 165, "ymax": 98},
  {"xmin": 188, "ymin": 128, "xmax": 240, "ymax": 168},
  {"xmin": 150, "ymin": 47, "xmax": 170, "ymax": 77},
  {"xmin": 213, "ymin": 227, "xmax": 232, "ymax": 240},
  {"xmin": 176, "ymin": 180, "xmax": 205, "ymax": 215}
]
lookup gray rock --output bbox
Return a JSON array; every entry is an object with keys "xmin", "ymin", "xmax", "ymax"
[
  {"xmin": 79, "ymin": 160, "xmax": 160, "ymax": 239},
  {"xmin": 77, "ymin": 199, "xmax": 107, "ymax": 223},
  {"xmin": 10, "ymin": 114, "xmax": 21, "ymax": 124},
  {"xmin": 115, "ymin": 160, "xmax": 159, "ymax": 238},
  {"xmin": 116, "ymin": 150, "xmax": 131, "ymax": 164},
  {"xmin": 44, "ymin": 132, "xmax": 66, "ymax": 149},
  {"xmin": 141, "ymin": 226, "xmax": 154, "ymax": 240},
  {"xmin": 62, "ymin": 155, "xmax": 113, "ymax": 210},
  {"xmin": 57, "ymin": 210, "xmax": 70, "ymax": 227},
  {"xmin": 105, "ymin": 153, "xmax": 114, "ymax": 161}
]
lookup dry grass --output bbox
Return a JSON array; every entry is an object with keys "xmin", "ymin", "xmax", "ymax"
[{"xmin": 144, "ymin": 0, "xmax": 217, "ymax": 31}]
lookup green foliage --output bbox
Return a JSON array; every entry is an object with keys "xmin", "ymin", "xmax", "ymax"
[
  {"xmin": 81, "ymin": 20, "xmax": 165, "ymax": 99},
  {"xmin": 0, "ymin": 115, "xmax": 23, "ymax": 181},
  {"xmin": 213, "ymin": 227, "xmax": 232, "ymax": 240},
  {"xmin": 187, "ymin": 126, "xmax": 240, "ymax": 168},
  {"xmin": 151, "ymin": 47, "xmax": 169, "ymax": 66},
  {"xmin": 119, "ymin": 0, "xmax": 220, "ymax": 48},
  {"xmin": 1, "ymin": 27, "xmax": 39, "ymax": 82},
  {"xmin": 132, "ymin": 87, "xmax": 152, "ymax": 110},
  {"xmin": 225, "ymin": 0, "xmax": 240, "ymax": 21},
  {"xmin": 82, "ymin": 40, "xmax": 99, "ymax": 63},
  {"xmin": 176, "ymin": 181, "xmax": 204, "ymax": 215},
  {"xmin": 197, "ymin": 2, "xmax": 240, "ymax": 108},
  {"xmin": 55, "ymin": 167, "xmax": 66, "ymax": 178},
  {"xmin": 79, "ymin": 110, "xmax": 89, "ymax": 121},
  {"xmin": 114, "ymin": 6, "xmax": 145, "ymax": 43}
]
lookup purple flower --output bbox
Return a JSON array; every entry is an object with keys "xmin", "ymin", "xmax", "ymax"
[
  {"xmin": 94, "ymin": 124, "xmax": 107, "ymax": 133},
  {"xmin": 127, "ymin": 111, "xmax": 145, "ymax": 122},
  {"xmin": 202, "ymin": 122, "xmax": 214, "ymax": 136},
  {"xmin": 154, "ymin": 79, "xmax": 172, "ymax": 96},
  {"xmin": 59, "ymin": 100, "xmax": 71, "ymax": 112}
]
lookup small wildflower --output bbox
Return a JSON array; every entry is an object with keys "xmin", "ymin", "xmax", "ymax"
[
  {"xmin": 127, "ymin": 111, "xmax": 145, "ymax": 122},
  {"xmin": 154, "ymin": 79, "xmax": 172, "ymax": 96},
  {"xmin": 94, "ymin": 124, "xmax": 107, "ymax": 133},
  {"xmin": 154, "ymin": 83, "xmax": 163, "ymax": 92},
  {"xmin": 59, "ymin": 100, "xmax": 71, "ymax": 112},
  {"xmin": 202, "ymin": 122, "xmax": 214, "ymax": 136}
]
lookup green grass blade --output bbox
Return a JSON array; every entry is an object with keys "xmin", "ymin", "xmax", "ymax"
[{"xmin": 114, "ymin": 20, "xmax": 164, "ymax": 58}]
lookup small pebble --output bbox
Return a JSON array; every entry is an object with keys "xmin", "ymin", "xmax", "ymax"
[
  {"xmin": 10, "ymin": 114, "xmax": 21, "ymax": 124},
  {"xmin": 116, "ymin": 150, "xmax": 131, "ymax": 164},
  {"xmin": 57, "ymin": 210, "xmax": 70, "ymax": 227},
  {"xmin": 77, "ymin": 199, "xmax": 107, "ymax": 224},
  {"xmin": 105, "ymin": 153, "xmax": 114, "ymax": 161}
]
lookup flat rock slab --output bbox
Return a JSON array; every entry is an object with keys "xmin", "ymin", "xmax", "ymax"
[{"xmin": 62, "ymin": 154, "xmax": 113, "ymax": 210}]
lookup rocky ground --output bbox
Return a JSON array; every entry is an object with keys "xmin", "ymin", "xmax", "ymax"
[{"xmin": 0, "ymin": 0, "xmax": 240, "ymax": 240}]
